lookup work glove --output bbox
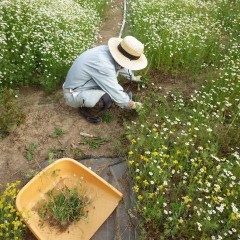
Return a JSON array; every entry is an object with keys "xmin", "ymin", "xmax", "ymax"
[
  {"xmin": 131, "ymin": 75, "xmax": 142, "ymax": 82},
  {"xmin": 131, "ymin": 101, "xmax": 143, "ymax": 110}
]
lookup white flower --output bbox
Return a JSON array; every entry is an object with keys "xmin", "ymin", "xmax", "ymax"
[
  {"xmin": 216, "ymin": 204, "xmax": 225, "ymax": 213},
  {"xmin": 196, "ymin": 222, "xmax": 202, "ymax": 231},
  {"xmin": 207, "ymin": 127, "xmax": 212, "ymax": 132},
  {"xmin": 225, "ymin": 102, "xmax": 232, "ymax": 107}
]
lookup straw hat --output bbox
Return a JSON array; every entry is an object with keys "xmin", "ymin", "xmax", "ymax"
[{"xmin": 108, "ymin": 36, "xmax": 148, "ymax": 70}]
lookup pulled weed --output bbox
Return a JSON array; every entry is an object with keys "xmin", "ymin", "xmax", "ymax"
[
  {"xmin": 37, "ymin": 185, "xmax": 90, "ymax": 230},
  {"xmin": 80, "ymin": 136, "xmax": 112, "ymax": 149}
]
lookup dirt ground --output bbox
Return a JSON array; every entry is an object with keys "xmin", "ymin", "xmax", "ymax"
[{"xmin": 0, "ymin": 0, "xmax": 125, "ymax": 187}]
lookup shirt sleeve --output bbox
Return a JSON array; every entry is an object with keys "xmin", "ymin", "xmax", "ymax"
[
  {"xmin": 91, "ymin": 66, "xmax": 131, "ymax": 109},
  {"xmin": 118, "ymin": 68, "xmax": 135, "ymax": 81}
]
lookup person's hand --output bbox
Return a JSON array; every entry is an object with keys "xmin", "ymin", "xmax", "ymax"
[
  {"xmin": 132, "ymin": 75, "xmax": 142, "ymax": 82},
  {"xmin": 131, "ymin": 101, "xmax": 143, "ymax": 110}
]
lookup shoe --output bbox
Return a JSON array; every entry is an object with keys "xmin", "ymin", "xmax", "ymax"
[{"xmin": 86, "ymin": 116, "xmax": 102, "ymax": 124}]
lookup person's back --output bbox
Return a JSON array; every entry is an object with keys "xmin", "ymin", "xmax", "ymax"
[{"xmin": 64, "ymin": 45, "xmax": 115, "ymax": 90}]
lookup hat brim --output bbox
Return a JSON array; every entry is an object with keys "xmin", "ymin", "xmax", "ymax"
[{"xmin": 108, "ymin": 37, "xmax": 148, "ymax": 71}]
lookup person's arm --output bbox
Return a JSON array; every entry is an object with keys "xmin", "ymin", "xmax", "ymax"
[
  {"xmin": 118, "ymin": 68, "xmax": 134, "ymax": 81},
  {"xmin": 118, "ymin": 68, "xmax": 142, "ymax": 82},
  {"xmin": 91, "ymin": 68, "xmax": 132, "ymax": 109}
]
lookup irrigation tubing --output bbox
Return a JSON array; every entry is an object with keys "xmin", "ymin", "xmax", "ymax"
[{"xmin": 118, "ymin": 0, "xmax": 127, "ymax": 38}]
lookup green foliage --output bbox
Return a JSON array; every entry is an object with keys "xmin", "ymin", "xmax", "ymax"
[
  {"xmin": 102, "ymin": 111, "xmax": 113, "ymax": 123},
  {"xmin": 48, "ymin": 147, "xmax": 65, "ymax": 164},
  {"xmin": 126, "ymin": 60, "xmax": 240, "ymax": 239},
  {"xmin": 137, "ymin": 75, "xmax": 150, "ymax": 91},
  {"xmin": 127, "ymin": 1, "xmax": 240, "ymax": 239},
  {"xmin": 70, "ymin": 147, "xmax": 84, "ymax": 159},
  {"xmin": 0, "ymin": 0, "xmax": 107, "ymax": 92},
  {"xmin": 37, "ymin": 185, "xmax": 90, "ymax": 229},
  {"xmin": 74, "ymin": 0, "xmax": 109, "ymax": 16},
  {"xmin": 0, "ymin": 88, "xmax": 24, "ymax": 136},
  {"xmin": 128, "ymin": 0, "xmax": 240, "ymax": 76},
  {"xmin": 127, "ymin": 74, "xmax": 240, "ymax": 239},
  {"xmin": 24, "ymin": 169, "xmax": 39, "ymax": 180},
  {"xmin": 50, "ymin": 127, "xmax": 65, "ymax": 138},
  {"xmin": 0, "ymin": 181, "xmax": 27, "ymax": 239},
  {"xmin": 25, "ymin": 143, "xmax": 37, "ymax": 161},
  {"xmin": 80, "ymin": 136, "xmax": 112, "ymax": 149}
]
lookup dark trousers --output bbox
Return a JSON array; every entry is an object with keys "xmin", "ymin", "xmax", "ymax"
[{"xmin": 79, "ymin": 93, "xmax": 112, "ymax": 118}]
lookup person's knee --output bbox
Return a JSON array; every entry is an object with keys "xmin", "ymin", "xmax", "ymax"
[{"xmin": 101, "ymin": 93, "xmax": 112, "ymax": 110}]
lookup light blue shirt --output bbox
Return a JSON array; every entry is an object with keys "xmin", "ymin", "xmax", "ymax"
[{"xmin": 64, "ymin": 45, "xmax": 134, "ymax": 109}]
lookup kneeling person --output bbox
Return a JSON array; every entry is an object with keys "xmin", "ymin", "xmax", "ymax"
[{"xmin": 63, "ymin": 36, "xmax": 148, "ymax": 124}]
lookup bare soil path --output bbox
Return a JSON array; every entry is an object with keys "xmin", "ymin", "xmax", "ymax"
[{"xmin": 0, "ymin": 0, "xmax": 124, "ymax": 187}]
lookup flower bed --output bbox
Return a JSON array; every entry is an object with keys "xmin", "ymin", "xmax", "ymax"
[
  {"xmin": 126, "ymin": 0, "xmax": 240, "ymax": 239},
  {"xmin": 0, "ymin": 0, "xmax": 107, "ymax": 92},
  {"xmin": 0, "ymin": 181, "xmax": 27, "ymax": 240}
]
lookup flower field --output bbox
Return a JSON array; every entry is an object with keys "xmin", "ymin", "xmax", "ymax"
[
  {"xmin": 128, "ymin": 0, "xmax": 239, "ymax": 76},
  {"xmin": 0, "ymin": 181, "xmax": 26, "ymax": 239},
  {"xmin": 0, "ymin": 0, "xmax": 107, "ymax": 92},
  {"xmin": 127, "ymin": 0, "xmax": 240, "ymax": 239},
  {"xmin": 0, "ymin": 0, "xmax": 239, "ymax": 239}
]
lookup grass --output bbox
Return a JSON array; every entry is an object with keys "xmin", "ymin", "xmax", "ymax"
[
  {"xmin": 70, "ymin": 147, "xmax": 85, "ymax": 159},
  {"xmin": 24, "ymin": 169, "xmax": 39, "ymax": 180},
  {"xmin": 80, "ymin": 136, "xmax": 112, "ymax": 149},
  {"xmin": 37, "ymin": 185, "xmax": 90, "ymax": 229},
  {"xmin": 101, "ymin": 111, "xmax": 113, "ymax": 123},
  {"xmin": 26, "ymin": 143, "xmax": 37, "ymax": 161},
  {"xmin": 0, "ymin": 88, "xmax": 25, "ymax": 136},
  {"xmin": 50, "ymin": 128, "xmax": 65, "ymax": 138},
  {"xmin": 48, "ymin": 147, "xmax": 66, "ymax": 163}
]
